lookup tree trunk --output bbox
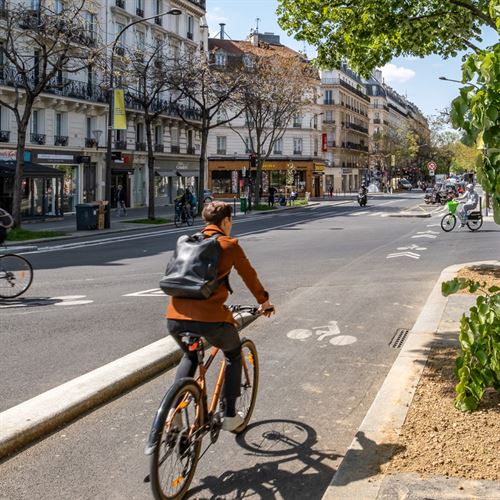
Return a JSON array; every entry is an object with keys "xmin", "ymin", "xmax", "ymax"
[
  {"xmin": 145, "ymin": 116, "xmax": 155, "ymax": 220},
  {"xmin": 12, "ymin": 125, "xmax": 27, "ymax": 228},
  {"xmin": 254, "ymin": 157, "xmax": 262, "ymax": 206},
  {"xmin": 198, "ymin": 123, "xmax": 209, "ymax": 216}
]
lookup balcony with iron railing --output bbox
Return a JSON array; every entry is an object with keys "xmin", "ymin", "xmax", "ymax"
[
  {"xmin": 323, "ymin": 99, "xmax": 335, "ymax": 105},
  {"xmin": 327, "ymin": 140, "xmax": 336, "ymax": 147},
  {"xmin": 293, "ymin": 150, "xmax": 302, "ymax": 155},
  {"xmin": 136, "ymin": 7, "xmax": 144, "ymax": 17},
  {"xmin": 31, "ymin": 133, "xmax": 46, "ymax": 145},
  {"xmin": 154, "ymin": 16, "xmax": 162, "ymax": 26},
  {"xmin": 136, "ymin": 142, "xmax": 146, "ymax": 151},
  {"xmin": 85, "ymin": 138, "xmax": 97, "ymax": 148},
  {"xmin": 114, "ymin": 140, "xmax": 127, "ymax": 150},
  {"xmin": 154, "ymin": 143, "xmax": 164, "ymax": 153},
  {"xmin": 115, "ymin": 0, "xmax": 125, "ymax": 8},
  {"xmin": 273, "ymin": 150, "xmax": 282, "ymax": 155},
  {"xmin": 323, "ymin": 119, "xmax": 335, "ymax": 124},
  {"xmin": 293, "ymin": 122, "xmax": 302, "ymax": 128},
  {"xmin": 187, "ymin": 32, "xmax": 193, "ymax": 40},
  {"xmin": 187, "ymin": 146, "xmax": 196, "ymax": 155},
  {"xmin": 373, "ymin": 118, "xmax": 381, "ymax": 124},
  {"xmin": 54, "ymin": 135, "xmax": 68, "ymax": 146},
  {"xmin": 346, "ymin": 122, "xmax": 369, "ymax": 134},
  {"xmin": 187, "ymin": 0, "xmax": 206, "ymax": 10},
  {"xmin": 124, "ymin": 93, "xmax": 202, "ymax": 122},
  {"xmin": 0, "ymin": 130, "xmax": 9, "ymax": 142},
  {"xmin": 171, "ymin": 145, "xmax": 180, "ymax": 153},
  {"xmin": 216, "ymin": 149, "xmax": 226, "ymax": 155}
]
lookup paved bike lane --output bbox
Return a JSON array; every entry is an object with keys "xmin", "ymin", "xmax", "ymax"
[{"xmin": 1, "ymin": 202, "xmax": 498, "ymax": 499}]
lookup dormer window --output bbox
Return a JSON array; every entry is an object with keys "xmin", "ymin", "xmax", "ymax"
[
  {"xmin": 243, "ymin": 54, "xmax": 254, "ymax": 68},
  {"xmin": 215, "ymin": 52, "xmax": 226, "ymax": 67}
]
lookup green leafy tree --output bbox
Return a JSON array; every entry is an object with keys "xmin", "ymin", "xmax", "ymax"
[{"xmin": 278, "ymin": 0, "xmax": 499, "ymax": 221}]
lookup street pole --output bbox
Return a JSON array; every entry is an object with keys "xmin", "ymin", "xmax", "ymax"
[{"xmin": 104, "ymin": 9, "xmax": 181, "ymax": 228}]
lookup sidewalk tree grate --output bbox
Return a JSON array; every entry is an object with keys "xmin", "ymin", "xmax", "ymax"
[{"xmin": 389, "ymin": 328, "xmax": 409, "ymax": 348}]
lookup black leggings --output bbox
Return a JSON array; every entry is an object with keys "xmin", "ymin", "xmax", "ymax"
[{"xmin": 167, "ymin": 320, "xmax": 242, "ymax": 416}]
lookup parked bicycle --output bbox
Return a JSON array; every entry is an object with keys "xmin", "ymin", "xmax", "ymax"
[
  {"xmin": 441, "ymin": 199, "xmax": 483, "ymax": 232},
  {"xmin": 174, "ymin": 201, "xmax": 194, "ymax": 228},
  {"xmin": 145, "ymin": 305, "xmax": 261, "ymax": 500},
  {"xmin": 0, "ymin": 209, "xmax": 34, "ymax": 299}
]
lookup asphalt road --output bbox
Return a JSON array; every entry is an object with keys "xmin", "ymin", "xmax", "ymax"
[{"xmin": 1, "ymin": 193, "xmax": 498, "ymax": 499}]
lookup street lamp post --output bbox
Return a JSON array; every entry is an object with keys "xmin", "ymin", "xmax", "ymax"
[{"xmin": 104, "ymin": 8, "xmax": 181, "ymax": 228}]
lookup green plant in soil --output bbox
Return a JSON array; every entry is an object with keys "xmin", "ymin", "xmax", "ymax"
[
  {"xmin": 442, "ymin": 278, "xmax": 500, "ymax": 411},
  {"xmin": 6, "ymin": 228, "xmax": 66, "ymax": 241}
]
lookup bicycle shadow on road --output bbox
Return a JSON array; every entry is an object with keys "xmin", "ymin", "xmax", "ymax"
[
  {"xmin": 187, "ymin": 419, "xmax": 341, "ymax": 499},
  {"xmin": 0, "ymin": 297, "xmax": 64, "ymax": 309}
]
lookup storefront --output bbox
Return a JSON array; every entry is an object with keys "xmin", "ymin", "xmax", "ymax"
[
  {"xmin": 155, "ymin": 159, "xmax": 199, "ymax": 205},
  {"xmin": 208, "ymin": 158, "xmax": 321, "ymax": 198},
  {"xmin": 0, "ymin": 160, "xmax": 64, "ymax": 218}
]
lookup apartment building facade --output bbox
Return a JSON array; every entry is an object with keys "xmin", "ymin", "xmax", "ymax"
[
  {"xmin": 320, "ymin": 65, "xmax": 370, "ymax": 193},
  {"xmin": 0, "ymin": 0, "xmax": 207, "ymax": 218},
  {"xmin": 207, "ymin": 33, "xmax": 325, "ymax": 199}
]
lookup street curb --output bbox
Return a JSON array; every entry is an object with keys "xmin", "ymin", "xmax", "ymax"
[
  {"xmin": 388, "ymin": 213, "xmax": 431, "ymax": 218},
  {"xmin": 0, "ymin": 337, "xmax": 182, "ymax": 461},
  {"xmin": 4, "ymin": 202, "xmax": 326, "ymax": 246},
  {"xmin": 322, "ymin": 259, "xmax": 500, "ymax": 500}
]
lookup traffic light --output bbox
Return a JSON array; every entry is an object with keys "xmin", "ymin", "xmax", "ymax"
[{"xmin": 249, "ymin": 153, "xmax": 256, "ymax": 168}]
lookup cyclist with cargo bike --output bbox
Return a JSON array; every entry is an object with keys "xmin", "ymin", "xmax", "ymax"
[{"xmin": 146, "ymin": 200, "xmax": 275, "ymax": 499}]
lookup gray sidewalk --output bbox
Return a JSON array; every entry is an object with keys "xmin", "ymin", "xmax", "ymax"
[{"xmin": 323, "ymin": 260, "xmax": 500, "ymax": 499}]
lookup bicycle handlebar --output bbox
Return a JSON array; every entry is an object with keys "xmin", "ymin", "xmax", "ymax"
[{"xmin": 228, "ymin": 304, "xmax": 275, "ymax": 331}]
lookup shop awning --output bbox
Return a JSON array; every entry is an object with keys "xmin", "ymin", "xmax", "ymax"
[{"xmin": 0, "ymin": 160, "xmax": 64, "ymax": 178}]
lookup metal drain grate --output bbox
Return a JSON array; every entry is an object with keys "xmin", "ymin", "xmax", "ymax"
[{"xmin": 389, "ymin": 328, "xmax": 409, "ymax": 349}]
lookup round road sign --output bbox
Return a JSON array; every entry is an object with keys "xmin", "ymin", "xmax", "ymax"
[{"xmin": 427, "ymin": 161, "xmax": 437, "ymax": 171}]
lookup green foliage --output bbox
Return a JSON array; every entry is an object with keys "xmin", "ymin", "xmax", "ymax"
[
  {"xmin": 125, "ymin": 218, "xmax": 171, "ymax": 224},
  {"xmin": 6, "ymin": 228, "xmax": 66, "ymax": 241},
  {"xmin": 277, "ymin": 0, "xmax": 494, "ymax": 75},
  {"xmin": 449, "ymin": 43, "xmax": 500, "ymax": 223},
  {"xmin": 442, "ymin": 277, "xmax": 500, "ymax": 411}
]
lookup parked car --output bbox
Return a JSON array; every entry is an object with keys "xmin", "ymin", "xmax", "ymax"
[
  {"xmin": 398, "ymin": 178, "xmax": 413, "ymax": 190},
  {"xmin": 203, "ymin": 189, "xmax": 213, "ymax": 203}
]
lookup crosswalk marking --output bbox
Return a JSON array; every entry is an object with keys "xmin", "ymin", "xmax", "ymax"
[
  {"xmin": 368, "ymin": 212, "xmax": 384, "ymax": 217},
  {"xmin": 351, "ymin": 211, "xmax": 369, "ymax": 216}
]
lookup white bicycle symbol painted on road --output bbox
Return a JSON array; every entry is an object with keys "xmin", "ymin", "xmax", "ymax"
[{"xmin": 287, "ymin": 320, "xmax": 357, "ymax": 346}]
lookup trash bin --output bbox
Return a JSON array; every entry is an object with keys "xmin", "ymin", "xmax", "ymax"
[
  {"xmin": 240, "ymin": 197, "xmax": 247, "ymax": 213},
  {"xmin": 75, "ymin": 203, "xmax": 98, "ymax": 230}
]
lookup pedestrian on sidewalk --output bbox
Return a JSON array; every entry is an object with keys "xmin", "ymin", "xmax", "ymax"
[
  {"xmin": 116, "ymin": 185, "xmax": 127, "ymax": 217},
  {"xmin": 268, "ymin": 186, "xmax": 277, "ymax": 207},
  {"xmin": 329, "ymin": 185, "xmax": 334, "ymax": 198}
]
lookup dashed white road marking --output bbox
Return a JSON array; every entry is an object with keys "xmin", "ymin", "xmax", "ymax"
[
  {"xmin": 396, "ymin": 244, "xmax": 427, "ymax": 251},
  {"xmin": 351, "ymin": 211, "xmax": 369, "ymax": 216},
  {"xmin": 368, "ymin": 212, "xmax": 384, "ymax": 217}
]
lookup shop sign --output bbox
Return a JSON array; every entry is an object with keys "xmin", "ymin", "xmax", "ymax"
[
  {"xmin": 314, "ymin": 163, "xmax": 325, "ymax": 171},
  {"xmin": 113, "ymin": 89, "xmax": 127, "ymax": 130},
  {"xmin": 322, "ymin": 133, "xmax": 328, "ymax": 152},
  {"xmin": 37, "ymin": 154, "xmax": 75, "ymax": 161},
  {"xmin": 0, "ymin": 149, "xmax": 16, "ymax": 161},
  {"xmin": 342, "ymin": 168, "xmax": 352, "ymax": 174}
]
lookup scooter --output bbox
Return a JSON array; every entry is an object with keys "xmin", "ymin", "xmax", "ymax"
[{"xmin": 357, "ymin": 192, "xmax": 367, "ymax": 207}]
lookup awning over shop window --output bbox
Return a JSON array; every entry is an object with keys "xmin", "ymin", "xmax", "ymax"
[{"xmin": 0, "ymin": 160, "xmax": 64, "ymax": 178}]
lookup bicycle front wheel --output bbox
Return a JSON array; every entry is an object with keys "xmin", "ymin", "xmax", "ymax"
[
  {"xmin": 150, "ymin": 380, "xmax": 203, "ymax": 500},
  {"xmin": 0, "ymin": 254, "xmax": 33, "ymax": 299},
  {"xmin": 440, "ymin": 213, "xmax": 456, "ymax": 232},
  {"xmin": 185, "ymin": 212, "xmax": 194, "ymax": 226},
  {"xmin": 233, "ymin": 338, "xmax": 259, "ymax": 434},
  {"xmin": 174, "ymin": 212, "xmax": 182, "ymax": 228}
]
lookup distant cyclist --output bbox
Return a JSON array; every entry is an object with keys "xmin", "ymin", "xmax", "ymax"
[
  {"xmin": 457, "ymin": 183, "xmax": 479, "ymax": 226},
  {"xmin": 166, "ymin": 201, "xmax": 274, "ymax": 431}
]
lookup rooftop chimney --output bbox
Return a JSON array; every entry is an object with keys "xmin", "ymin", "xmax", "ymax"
[{"xmin": 219, "ymin": 23, "xmax": 226, "ymax": 40}]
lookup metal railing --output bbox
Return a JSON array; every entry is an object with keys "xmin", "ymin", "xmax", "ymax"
[
  {"xmin": 171, "ymin": 145, "xmax": 180, "ymax": 153},
  {"xmin": 136, "ymin": 142, "xmax": 146, "ymax": 151},
  {"xmin": 85, "ymin": 138, "xmax": 97, "ymax": 148},
  {"xmin": 154, "ymin": 144, "xmax": 164, "ymax": 152},
  {"xmin": 114, "ymin": 140, "xmax": 127, "ymax": 150},
  {"xmin": 0, "ymin": 130, "xmax": 9, "ymax": 142},
  {"xmin": 30, "ymin": 133, "xmax": 46, "ymax": 145},
  {"xmin": 54, "ymin": 135, "xmax": 68, "ymax": 146},
  {"xmin": 187, "ymin": 146, "xmax": 196, "ymax": 154}
]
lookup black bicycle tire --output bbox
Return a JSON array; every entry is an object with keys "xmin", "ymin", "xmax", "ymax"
[
  {"xmin": 440, "ymin": 213, "xmax": 456, "ymax": 232},
  {"xmin": 467, "ymin": 216, "xmax": 483, "ymax": 231},
  {"xmin": 0, "ymin": 254, "xmax": 33, "ymax": 299},
  {"xmin": 186, "ymin": 212, "xmax": 194, "ymax": 226},
  {"xmin": 233, "ymin": 338, "xmax": 259, "ymax": 434},
  {"xmin": 150, "ymin": 379, "xmax": 203, "ymax": 500},
  {"xmin": 174, "ymin": 213, "xmax": 181, "ymax": 228}
]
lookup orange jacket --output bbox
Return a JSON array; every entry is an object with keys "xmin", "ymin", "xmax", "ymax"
[{"xmin": 166, "ymin": 224, "xmax": 268, "ymax": 324}]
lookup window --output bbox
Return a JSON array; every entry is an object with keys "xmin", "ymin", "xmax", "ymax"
[
  {"xmin": 273, "ymin": 138, "xmax": 283, "ymax": 155},
  {"xmin": 293, "ymin": 137, "xmax": 303, "ymax": 154},
  {"xmin": 136, "ymin": 123, "xmax": 144, "ymax": 143},
  {"xmin": 187, "ymin": 15, "xmax": 193, "ymax": 39},
  {"xmin": 293, "ymin": 114, "xmax": 302, "ymax": 128},
  {"xmin": 31, "ymin": 0, "xmax": 40, "ymax": 9},
  {"xmin": 155, "ymin": 0, "xmax": 160, "ymax": 15},
  {"xmin": 314, "ymin": 137, "xmax": 319, "ymax": 155},
  {"xmin": 215, "ymin": 53, "xmax": 226, "ymax": 67},
  {"xmin": 31, "ymin": 110, "xmax": 39, "ymax": 133},
  {"xmin": 313, "ymin": 114, "xmax": 318, "ymax": 129},
  {"xmin": 86, "ymin": 117, "xmax": 92, "ymax": 138},
  {"xmin": 136, "ymin": 0, "xmax": 144, "ymax": 11},
  {"xmin": 85, "ymin": 12, "xmax": 96, "ymax": 40},
  {"xmin": 116, "ymin": 22, "xmax": 125, "ymax": 49},
  {"xmin": 136, "ymin": 30, "xmax": 145, "ymax": 51},
  {"xmin": 324, "ymin": 90, "xmax": 333, "ymax": 104},
  {"xmin": 155, "ymin": 125, "xmax": 162, "ymax": 144},
  {"xmin": 54, "ymin": 0, "xmax": 64, "ymax": 14},
  {"xmin": 245, "ymin": 137, "xmax": 252, "ymax": 153},
  {"xmin": 216, "ymin": 136, "xmax": 226, "ymax": 155},
  {"xmin": 56, "ymin": 113, "xmax": 62, "ymax": 136},
  {"xmin": 325, "ymin": 110, "xmax": 334, "ymax": 123},
  {"xmin": 171, "ymin": 127, "xmax": 179, "ymax": 146}
]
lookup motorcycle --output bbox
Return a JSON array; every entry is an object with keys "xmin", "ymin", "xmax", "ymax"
[{"xmin": 357, "ymin": 191, "xmax": 367, "ymax": 207}]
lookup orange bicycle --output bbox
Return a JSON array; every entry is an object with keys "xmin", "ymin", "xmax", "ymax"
[{"xmin": 145, "ymin": 305, "xmax": 261, "ymax": 500}]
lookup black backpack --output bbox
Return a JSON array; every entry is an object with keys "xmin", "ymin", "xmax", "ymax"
[{"xmin": 159, "ymin": 232, "xmax": 230, "ymax": 299}]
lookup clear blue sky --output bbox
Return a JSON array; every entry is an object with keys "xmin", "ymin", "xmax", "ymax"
[{"xmin": 206, "ymin": 0, "xmax": 498, "ymax": 119}]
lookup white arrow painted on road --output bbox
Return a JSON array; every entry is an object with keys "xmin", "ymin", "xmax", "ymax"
[
  {"xmin": 426, "ymin": 223, "xmax": 441, "ymax": 228},
  {"xmin": 386, "ymin": 251, "xmax": 421, "ymax": 259},
  {"xmin": 397, "ymin": 244, "xmax": 427, "ymax": 251}
]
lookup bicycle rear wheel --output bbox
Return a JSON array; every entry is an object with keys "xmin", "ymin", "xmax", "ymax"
[
  {"xmin": 233, "ymin": 338, "xmax": 259, "ymax": 434},
  {"xmin": 440, "ymin": 213, "xmax": 456, "ymax": 232},
  {"xmin": 0, "ymin": 254, "xmax": 33, "ymax": 299},
  {"xmin": 467, "ymin": 216, "xmax": 483, "ymax": 231},
  {"xmin": 150, "ymin": 379, "xmax": 203, "ymax": 500}
]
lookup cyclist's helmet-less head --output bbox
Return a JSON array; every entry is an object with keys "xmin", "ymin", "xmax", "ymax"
[
  {"xmin": 466, "ymin": 183, "xmax": 474, "ymax": 191},
  {"xmin": 202, "ymin": 201, "xmax": 232, "ymax": 227}
]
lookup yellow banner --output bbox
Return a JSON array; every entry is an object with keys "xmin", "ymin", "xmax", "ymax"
[{"xmin": 113, "ymin": 89, "xmax": 127, "ymax": 130}]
